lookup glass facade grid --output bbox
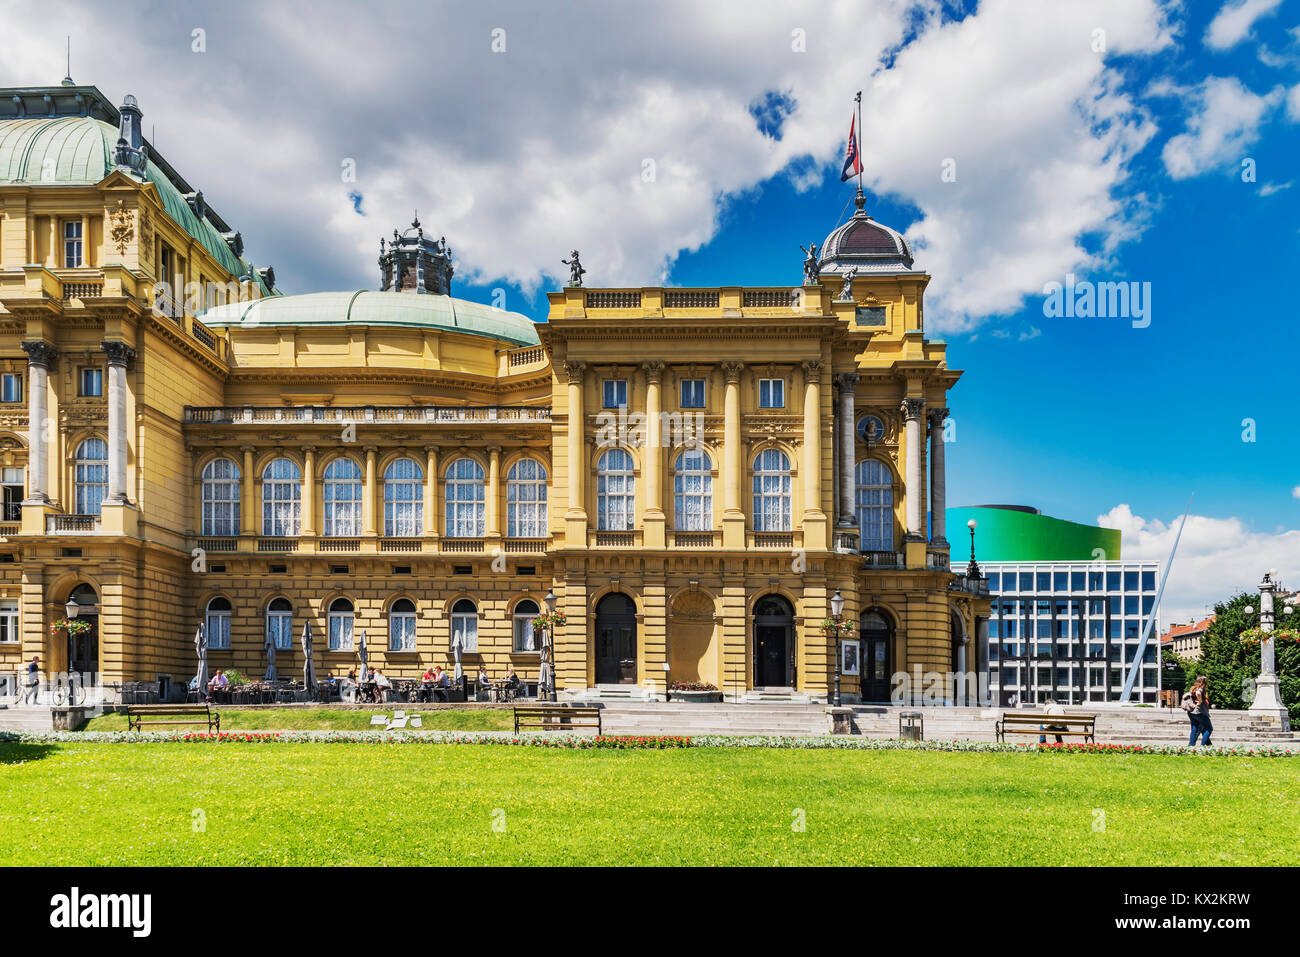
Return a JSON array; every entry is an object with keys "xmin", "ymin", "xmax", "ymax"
[{"xmin": 983, "ymin": 560, "xmax": 1161, "ymax": 705}]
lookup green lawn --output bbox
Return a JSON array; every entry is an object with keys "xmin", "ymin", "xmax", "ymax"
[
  {"xmin": 81, "ymin": 707, "xmax": 514, "ymax": 732},
  {"xmin": 1, "ymin": 742, "xmax": 1294, "ymax": 865}
]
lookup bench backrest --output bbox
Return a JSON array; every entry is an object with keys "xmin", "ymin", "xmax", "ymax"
[{"xmin": 1000, "ymin": 712, "xmax": 1094, "ymax": 725}]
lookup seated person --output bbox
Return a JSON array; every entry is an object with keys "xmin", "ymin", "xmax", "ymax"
[
  {"xmin": 1039, "ymin": 698, "xmax": 1068, "ymax": 744},
  {"xmin": 421, "ymin": 667, "xmax": 435, "ymax": 685},
  {"xmin": 477, "ymin": 667, "xmax": 491, "ymax": 695},
  {"xmin": 504, "ymin": 667, "xmax": 522, "ymax": 699}
]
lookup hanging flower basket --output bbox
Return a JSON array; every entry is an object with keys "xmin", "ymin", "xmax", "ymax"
[
  {"xmin": 1239, "ymin": 627, "xmax": 1300, "ymax": 649},
  {"xmin": 50, "ymin": 618, "xmax": 92, "ymax": 638},
  {"xmin": 820, "ymin": 617, "xmax": 855, "ymax": 640},
  {"xmin": 531, "ymin": 610, "xmax": 567, "ymax": 631}
]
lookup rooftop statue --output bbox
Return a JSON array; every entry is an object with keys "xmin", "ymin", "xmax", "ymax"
[
  {"xmin": 562, "ymin": 250, "xmax": 586, "ymax": 287},
  {"xmin": 799, "ymin": 241, "xmax": 820, "ymax": 285},
  {"xmin": 837, "ymin": 265, "xmax": 858, "ymax": 301}
]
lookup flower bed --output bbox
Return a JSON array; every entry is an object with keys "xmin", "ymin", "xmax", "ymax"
[{"xmin": 2, "ymin": 729, "xmax": 1295, "ymax": 756}]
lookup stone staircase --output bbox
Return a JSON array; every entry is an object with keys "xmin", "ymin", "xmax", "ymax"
[
  {"xmin": 0, "ymin": 705, "xmax": 55, "ymax": 733},
  {"xmin": 593, "ymin": 702, "xmax": 1298, "ymax": 746}
]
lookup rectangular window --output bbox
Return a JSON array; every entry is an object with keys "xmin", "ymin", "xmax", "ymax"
[
  {"xmin": 985, "ymin": 572, "xmax": 1000, "ymax": 592},
  {"xmin": 452, "ymin": 611, "xmax": 478, "ymax": 652},
  {"xmin": 680, "ymin": 378, "xmax": 706, "ymax": 408},
  {"xmin": 206, "ymin": 611, "xmax": 231, "ymax": 650},
  {"xmin": 79, "ymin": 368, "xmax": 104, "ymax": 397},
  {"xmin": 1053, "ymin": 571, "xmax": 1069, "ymax": 591},
  {"xmin": 0, "ymin": 374, "xmax": 21, "ymax": 403},
  {"xmin": 63, "ymin": 221, "xmax": 83, "ymax": 268},
  {"xmin": 602, "ymin": 379, "xmax": 628, "ymax": 409},
  {"xmin": 1141, "ymin": 570, "xmax": 1156, "ymax": 591},
  {"xmin": 267, "ymin": 610, "xmax": 293, "ymax": 651},
  {"xmin": 0, "ymin": 599, "xmax": 17, "ymax": 643},
  {"xmin": 513, "ymin": 614, "xmax": 538, "ymax": 653},
  {"xmin": 389, "ymin": 613, "xmax": 417, "ymax": 652},
  {"xmin": 1, "ymin": 468, "xmax": 23, "ymax": 522},
  {"xmin": 758, "ymin": 378, "xmax": 785, "ymax": 408},
  {"xmin": 1071, "ymin": 571, "xmax": 1085, "ymax": 591},
  {"xmin": 1124, "ymin": 570, "xmax": 1138, "ymax": 592}
]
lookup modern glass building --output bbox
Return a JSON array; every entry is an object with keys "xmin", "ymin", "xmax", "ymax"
[{"xmin": 948, "ymin": 506, "xmax": 1161, "ymax": 705}]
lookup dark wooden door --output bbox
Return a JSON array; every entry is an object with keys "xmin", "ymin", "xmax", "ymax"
[
  {"xmin": 755, "ymin": 624, "xmax": 788, "ymax": 686},
  {"xmin": 595, "ymin": 594, "xmax": 636, "ymax": 684},
  {"xmin": 67, "ymin": 617, "xmax": 98, "ymax": 678},
  {"xmin": 860, "ymin": 612, "xmax": 892, "ymax": 702}
]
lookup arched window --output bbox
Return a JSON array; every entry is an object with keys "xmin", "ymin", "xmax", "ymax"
[
  {"xmin": 513, "ymin": 599, "xmax": 540, "ymax": 652},
  {"xmin": 266, "ymin": 597, "xmax": 292, "ymax": 651},
  {"xmin": 261, "ymin": 458, "xmax": 301, "ymax": 536},
  {"xmin": 328, "ymin": 597, "xmax": 354, "ymax": 651},
  {"xmin": 855, "ymin": 459, "xmax": 895, "ymax": 552},
  {"xmin": 596, "ymin": 448, "xmax": 635, "ymax": 531},
  {"xmin": 673, "ymin": 449, "xmax": 712, "ymax": 531},
  {"xmin": 205, "ymin": 596, "xmax": 232, "ymax": 650},
  {"xmin": 445, "ymin": 458, "xmax": 485, "ymax": 538},
  {"xmin": 201, "ymin": 458, "xmax": 240, "ymax": 536},
  {"xmin": 507, "ymin": 458, "xmax": 547, "ymax": 538},
  {"xmin": 451, "ymin": 598, "xmax": 478, "ymax": 652},
  {"xmin": 74, "ymin": 438, "xmax": 108, "ymax": 515},
  {"xmin": 389, "ymin": 597, "xmax": 417, "ymax": 652},
  {"xmin": 751, "ymin": 448, "xmax": 791, "ymax": 532},
  {"xmin": 322, "ymin": 457, "xmax": 362, "ymax": 537},
  {"xmin": 384, "ymin": 457, "xmax": 424, "ymax": 536}
]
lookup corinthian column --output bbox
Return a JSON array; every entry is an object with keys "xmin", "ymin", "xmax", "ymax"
[
  {"xmin": 100, "ymin": 340, "xmax": 136, "ymax": 505},
  {"xmin": 901, "ymin": 398, "xmax": 926, "ymax": 541},
  {"xmin": 21, "ymin": 341, "xmax": 56, "ymax": 504},
  {"xmin": 564, "ymin": 361, "xmax": 586, "ymax": 517},
  {"xmin": 836, "ymin": 372, "xmax": 859, "ymax": 527},
  {"xmin": 720, "ymin": 361, "xmax": 744, "ymax": 517},
  {"xmin": 643, "ymin": 360, "xmax": 665, "ymax": 517},
  {"xmin": 928, "ymin": 407, "xmax": 950, "ymax": 545}
]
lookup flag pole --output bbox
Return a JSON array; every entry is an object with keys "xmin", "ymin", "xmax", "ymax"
[{"xmin": 854, "ymin": 90, "xmax": 864, "ymax": 209}]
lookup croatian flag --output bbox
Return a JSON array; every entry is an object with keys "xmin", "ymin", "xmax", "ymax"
[{"xmin": 840, "ymin": 114, "xmax": 863, "ymax": 182}]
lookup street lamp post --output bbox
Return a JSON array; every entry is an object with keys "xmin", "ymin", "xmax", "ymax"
[
  {"xmin": 1246, "ymin": 570, "xmax": 1294, "ymax": 730},
  {"xmin": 830, "ymin": 589, "xmax": 845, "ymax": 707},
  {"xmin": 543, "ymin": 588, "xmax": 558, "ymax": 703},
  {"xmin": 965, "ymin": 519, "xmax": 981, "ymax": 580}
]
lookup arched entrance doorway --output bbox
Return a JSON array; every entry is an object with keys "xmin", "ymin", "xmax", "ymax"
[
  {"xmin": 594, "ymin": 593, "xmax": 637, "ymax": 685},
  {"xmin": 753, "ymin": 595, "xmax": 795, "ymax": 688},
  {"xmin": 65, "ymin": 583, "xmax": 99, "ymax": 679},
  {"xmin": 859, "ymin": 610, "xmax": 892, "ymax": 702}
]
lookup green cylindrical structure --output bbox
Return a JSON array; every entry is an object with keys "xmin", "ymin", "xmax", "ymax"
[{"xmin": 946, "ymin": 505, "xmax": 1120, "ymax": 563}]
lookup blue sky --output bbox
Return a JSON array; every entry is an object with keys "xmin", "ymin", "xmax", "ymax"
[{"xmin": 3, "ymin": 0, "xmax": 1298, "ymax": 618}]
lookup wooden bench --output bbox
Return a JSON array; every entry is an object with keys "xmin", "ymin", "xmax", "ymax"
[
  {"xmin": 513, "ymin": 705, "xmax": 602, "ymax": 735},
  {"xmin": 125, "ymin": 703, "xmax": 221, "ymax": 732},
  {"xmin": 995, "ymin": 712, "xmax": 1095, "ymax": 743}
]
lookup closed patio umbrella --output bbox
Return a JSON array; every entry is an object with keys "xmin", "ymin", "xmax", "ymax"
[
  {"xmin": 452, "ymin": 632, "xmax": 464, "ymax": 684},
  {"xmin": 358, "ymin": 628, "xmax": 368, "ymax": 678},
  {"xmin": 538, "ymin": 628, "xmax": 553, "ymax": 702},
  {"xmin": 194, "ymin": 622, "xmax": 208, "ymax": 700},
  {"xmin": 264, "ymin": 627, "xmax": 277, "ymax": 682},
  {"xmin": 301, "ymin": 620, "xmax": 317, "ymax": 693}
]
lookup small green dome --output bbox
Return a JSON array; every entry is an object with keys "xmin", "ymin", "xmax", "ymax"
[{"xmin": 199, "ymin": 290, "xmax": 541, "ymax": 348}]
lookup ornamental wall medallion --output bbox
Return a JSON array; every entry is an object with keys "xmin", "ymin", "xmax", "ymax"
[{"xmin": 109, "ymin": 200, "xmax": 136, "ymax": 256}]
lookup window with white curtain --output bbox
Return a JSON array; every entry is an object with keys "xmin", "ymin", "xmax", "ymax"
[
  {"xmin": 596, "ymin": 448, "xmax": 635, "ymax": 531},
  {"xmin": 328, "ymin": 597, "xmax": 355, "ymax": 651},
  {"xmin": 445, "ymin": 458, "xmax": 486, "ymax": 537},
  {"xmin": 74, "ymin": 438, "xmax": 108, "ymax": 515},
  {"xmin": 0, "ymin": 599, "xmax": 18, "ymax": 643},
  {"xmin": 507, "ymin": 458, "xmax": 547, "ymax": 537},
  {"xmin": 201, "ymin": 458, "xmax": 240, "ymax": 536},
  {"xmin": 513, "ymin": 599, "xmax": 539, "ymax": 652},
  {"xmin": 261, "ymin": 458, "xmax": 301, "ymax": 536},
  {"xmin": 389, "ymin": 598, "xmax": 417, "ymax": 651},
  {"xmin": 451, "ymin": 598, "xmax": 478, "ymax": 652},
  {"xmin": 751, "ymin": 448, "xmax": 792, "ymax": 532},
  {"xmin": 266, "ymin": 597, "xmax": 293, "ymax": 651},
  {"xmin": 206, "ymin": 596, "xmax": 232, "ymax": 650},
  {"xmin": 323, "ymin": 457, "xmax": 362, "ymax": 536},
  {"xmin": 673, "ymin": 448, "xmax": 712, "ymax": 531},
  {"xmin": 855, "ymin": 459, "xmax": 895, "ymax": 552},
  {"xmin": 384, "ymin": 457, "xmax": 424, "ymax": 536}
]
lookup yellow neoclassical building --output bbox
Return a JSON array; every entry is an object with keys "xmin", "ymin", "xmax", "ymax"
[{"xmin": 0, "ymin": 83, "xmax": 989, "ymax": 703}]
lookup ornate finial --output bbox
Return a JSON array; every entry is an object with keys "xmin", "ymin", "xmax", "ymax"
[{"xmin": 854, "ymin": 187, "xmax": 866, "ymax": 213}]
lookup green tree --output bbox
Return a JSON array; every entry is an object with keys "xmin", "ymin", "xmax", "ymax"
[{"xmin": 1193, "ymin": 592, "xmax": 1300, "ymax": 722}]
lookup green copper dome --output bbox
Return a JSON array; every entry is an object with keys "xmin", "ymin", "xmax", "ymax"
[{"xmin": 198, "ymin": 290, "xmax": 542, "ymax": 347}]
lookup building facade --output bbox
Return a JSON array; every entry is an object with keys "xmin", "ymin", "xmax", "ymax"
[
  {"xmin": 0, "ymin": 83, "xmax": 989, "ymax": 703},
  {"xmin": 948, "ymin": 506, "xmax": 1162, "ymax": 704}
]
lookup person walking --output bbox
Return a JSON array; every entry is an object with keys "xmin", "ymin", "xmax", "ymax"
[
  {"xmin": 24, "ymin": 655, "xmax": 40, "ymax": 704},
  {"xmin": 1187, "ymin": 675, "xmax": 1213, "ymax": 747}
]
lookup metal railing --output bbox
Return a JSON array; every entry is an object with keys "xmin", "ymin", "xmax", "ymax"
[{"xmin": 860, "ymin": 550, "xmax": 905, "ymax": 569}]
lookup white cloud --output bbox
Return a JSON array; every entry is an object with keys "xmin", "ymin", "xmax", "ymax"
[
  {"xmin": 1288, "ymin": 83, "xmax": 1300, "ymax": 121},
  {"xmin": 1098, "ymin": 505, "xmax": 1300, "ymax": 623},
  {"xmin": 1259, "ymin": 180, "xmax": 1293, "ymax": 195},
  {"xmin": 1160, "ymin": 76, "xmax": 1284, "ymax": 179},
  {"xmin": 1204, "ymin": 0, "xmax": 1283, "ymax": 50},
  {"xmin": 0, "ymin": 0, "xmax": 1176, "ymax": 333},
  {"xmin": 1292, "ymin": 485, "xmax": 1300, "ymax": 500}
]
